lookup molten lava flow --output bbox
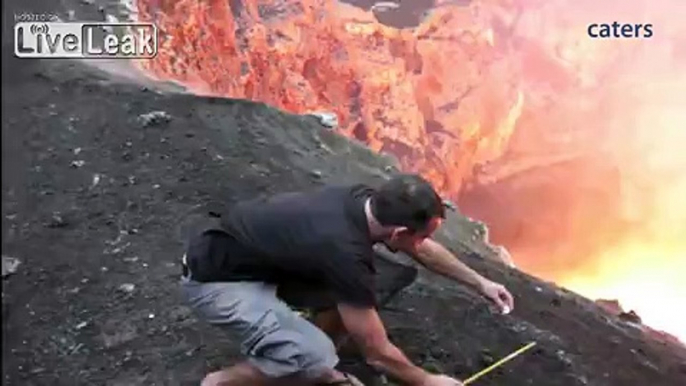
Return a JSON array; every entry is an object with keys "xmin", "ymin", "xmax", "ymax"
[
  {"xmin": 134, "ymin": 0, "xmax": 522, "ymax": 195},
  {"xmin": 132, "ymin": 0, "xmax": 686, "ymax": 341}
]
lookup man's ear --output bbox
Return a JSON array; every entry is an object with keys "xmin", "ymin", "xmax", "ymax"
[
  {"xmin": 385, "ymin": 227, "xmax": 408, "ymax": 251},
  {"xmin": 391, "ymin": 226, "xmax": 410, "ymax": 237},
  {"xmin": 387, "ymin": 227, "xmax": 405, "ymax": 243}
]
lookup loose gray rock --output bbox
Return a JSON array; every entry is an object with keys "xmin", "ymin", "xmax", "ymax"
[
  {"xmin": 118, "ymin": 283, "xmax": 136, "ymax": 293},
  {"xmin": 70, "ymin": 160, "xmax": 86, "ymax": 168},
  {"xmin": 307, "ymin": 111, "xmax": 339, "ymax": 129},
  {"xmin": 2, "ymin": 256, "xmax": 21, "ymax": 278},
  {"xmin": 138, "ymin": 111, "xmax": 172, "ymax": 128}
]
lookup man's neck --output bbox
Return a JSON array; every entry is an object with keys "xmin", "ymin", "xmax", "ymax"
[{"xmin": 364, "ymin": 198, "xmax": 390, "ymax": 240}]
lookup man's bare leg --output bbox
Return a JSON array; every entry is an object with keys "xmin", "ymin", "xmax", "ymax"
[
  {"xmin": 201, "ymin": 361, "xmax": 351, "ymax": 386},
  {"xmin": 313, "ymin": 309, "xmax": 359, "ymax": 355},
  {"xmin": 314, "ymin": 309, "xmax": 392, "ymax": 386}
]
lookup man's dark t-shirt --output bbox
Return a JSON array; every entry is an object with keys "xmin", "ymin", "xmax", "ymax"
[{"xmin": 185, "ymin": 184, "xmax": 378, "ymax": 307}]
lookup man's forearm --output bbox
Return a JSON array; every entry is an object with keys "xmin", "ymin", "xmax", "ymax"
[
  {"xmin": 365, "ymin": 340, "xmax": 429, "ymax": 386},
  {"xmin": 412, "ymin": 238, "xmax": 487, "ymax": 291}
]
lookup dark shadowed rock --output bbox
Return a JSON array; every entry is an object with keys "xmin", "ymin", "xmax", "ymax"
[{"xmin": 619, "ymin": 310, "xmax": 643, "ymax": 324}]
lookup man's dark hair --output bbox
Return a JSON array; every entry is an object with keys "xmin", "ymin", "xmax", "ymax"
[{"xmin": 370, "ymin": 173, "xmax": 446, "ymax": 232}]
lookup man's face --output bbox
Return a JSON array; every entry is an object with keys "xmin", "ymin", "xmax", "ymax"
[{"xmin": 388, "ymin": 217, "xmax": 442, "ymax": 249}]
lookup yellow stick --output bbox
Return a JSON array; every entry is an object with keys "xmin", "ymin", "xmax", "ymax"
[{"xmin": 463, "ymin": 342, "xmax": 537, "ymax": 385}]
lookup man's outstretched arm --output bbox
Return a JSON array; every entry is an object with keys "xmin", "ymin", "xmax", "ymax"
[
  {"xmin": 413, "ymin": 239, "xmax": 486, "ymax": 289},
  {"xmin": 397, "ymin": 238, "xmax": 515, "ymax": 313},
  {"xmin": 337, "ymin": 303, "xmax": 463, "ymax": 386},
  {"xmin": 337, "ymin": 303, "xmax": 428, "ymax": 385}
]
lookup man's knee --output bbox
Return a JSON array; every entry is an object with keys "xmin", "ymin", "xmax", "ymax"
[
  {"xmin": 299, "ymin": 328, "xmax": 339, "ymax": 379},
  {"xmin": 248, "ymin": 318, "xmax": 339, "ymax": 381},
  {"xmin": 243, "ymin": 307, "xmax": 338, "ymax": 378}
]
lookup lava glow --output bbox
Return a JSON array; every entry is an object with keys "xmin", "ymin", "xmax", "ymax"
[
  {"xmin": 132, "ymin": 0, "xmax": 686, "ymax": 341},
  {"xmin": 564, "ymin": 242, "xmax": 686, "ymax": 342},
  {"xmin": 564, "ymin": 104, "xmax": 686, "ymax": 341},
  {"xmin": 557, "ymin": 25, "xmax": 686, "ymax": 342}
]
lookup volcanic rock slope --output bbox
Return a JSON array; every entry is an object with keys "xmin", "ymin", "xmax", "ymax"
[{"xmin": 3, "ymin": 5, "xmax": 686, "ymax": 386}]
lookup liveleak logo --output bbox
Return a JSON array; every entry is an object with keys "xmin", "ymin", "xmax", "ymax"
[{"xmin": 14, "ymin": 22, "xmax": 157, "ymax": 59}]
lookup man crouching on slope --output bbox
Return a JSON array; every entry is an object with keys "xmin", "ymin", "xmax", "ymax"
[{"xmin": 180, "ymin": 173, "xmax": 515, "ymax": 386}]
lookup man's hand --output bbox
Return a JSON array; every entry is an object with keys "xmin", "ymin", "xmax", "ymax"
[
  {"xmin": 407, "ymin": 239, "xmax": 516, "ymax": 315},
  {"xmin": 479, "ymin": 280, "xmax": 514, "ymax": 314},
  {"xmin": 422, "ymin": 374, "xmax": 464, "ymax": 386},
  {"xmin": 337, "ymin": 304, "xmax": 432, "ymax": 385}
]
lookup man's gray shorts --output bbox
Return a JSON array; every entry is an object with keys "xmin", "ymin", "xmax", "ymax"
[{"xmin": 180, "ymin": 271, "xmax": 339, "ymax": 379}]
